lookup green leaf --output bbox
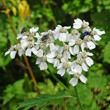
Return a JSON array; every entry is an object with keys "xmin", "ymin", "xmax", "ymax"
[
  {"xmin": 103, "ymin": 42, "xmax": 110, "ymax": 63},
  {"xmin": 16, "ymin": 91, "xmax": 73, "ymax": 110}
]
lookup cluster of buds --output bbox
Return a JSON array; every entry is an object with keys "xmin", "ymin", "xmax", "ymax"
[{"xmin": 5, "ymin": 18, "xmax": 105, "ymax": 86}]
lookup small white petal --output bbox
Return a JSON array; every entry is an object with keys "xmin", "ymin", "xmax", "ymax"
[
  {"xmin": 93, "ymin": 35, "xmax": 101, "ymax": 41},
  {"xmin": 57, "ymin": 68, "xmax": 65, "ymax": 76},
  {"xmin": 80, "ymin": 75, "xmax": 87, "ymax": 84},
  {"xmin": 36, "ymin": 58, "xmax": 41, "ymax": 64},
  {"xmin": 18, "ymin": 49, "xmax": 24, "ymax": 56},
  {"xmin": 81, "ymin": 42, "xmax": 86, "ymax": 51},
  {"xmin": 61, "ymin": 57, "xmax": 67, "ymax": 63},
  {"xmin": 30, "ymin": 27, "xmax": 39, "ymax": 33},
  {"xmin": 64, "ymin": 26, "xmax": 71, "ymax": 29},
  {"xmin": 87, "ymin": 41, "xmax": 96, "ymax": 50},
  {"xmin": 17, "ymin": 34, "xmax": 22, "ymax": 39},
  {"xmin": 82, "ymin": 63, "xmax": 88, "ymax": 72},
  {"xmin": 37, "ymin": 49, "xmax": 43, "ymax": 57},
  {"xmin": 47, "ymin": 58, "xmax": 54, "ymax": 63},
  {"xmin": 69, "ymin": 47, "xmax": 74, "ymax": 55},
  {"xmin": 10, "ymin": 51, "xmax": 16, "ymax": 59},
  {"xmin": 57, "ymin": 63, "xmax": 63, "ymax": 69},
  {"xmin": 64, "ymin": 51, "xmax": 71, "ymax": 59},
  {"xmin": 25, "ymin": 48, "xmax": 32, "ymax": 56},
  {"xmin": 69, "ymin": 78, "xmax": 78, "ymax": 86},
  {"xmin": 69, "ymin": 71, "xmax": 74, "ymax": 75},
  {"xmin": 86, "ymin": 57, "xmax": 94, "ymax": 66},
  {"xmin": 54, "ymin": 33, "xmax": 60, "ymax": 40},
  {"xmin": 39, "ymin": 62, "xmax": 47, "ymax": 70},
  {"xmin": 31, "ymin": 47, "xmax": 37, "ymax": 55},
  {"xmin": 34, "ymin": 33, "xmax": 40, "ymax": 38},
  {"xmin": 54, "ymin": 59, "xmax": 59, "ymax": 67},
  {"xmin": 71, "ymin": 61, "xmax": 76, "ymax": 69},
  {"xmin": 86, "ymin": 52, "xmax": 93, "ymax": 56},
  {"xmin": 68, "ymin": 39, "xmax": 75, "ymax": 46},
  {"xmin": 73, "ymin": 45, "xmax": 79, "ymax": 54},
  {"xmin": 73, "ymin": 18, "xmax": 83, "ymax": 29},
  {"xmin": 21, "ymin": 40, "xmax": 28, "ymax": 49},
  {"xmin": 50, "ymin": 43, "xmax": 56, "ymax": 51},
  {"xmin": 75, "ymin": 65, "xmax": 82, "ymax": 74},
  {"xmin": 5, "ymin": 50, "xmax": 10, "ymax": 56},
  {"xmin": 59, "ymin": 33, "xmax": 67, "ymax": 42},
  {"xmin": 46, "ymin": 51, "xmax": 57, "ymax": 58}
]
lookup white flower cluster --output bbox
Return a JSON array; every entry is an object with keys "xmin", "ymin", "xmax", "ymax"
[{"xmin": 5, "ymin": 18, "xmax": 105, "ymax": 86}]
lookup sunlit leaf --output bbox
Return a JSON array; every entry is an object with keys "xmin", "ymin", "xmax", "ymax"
[{"xmin": 11, "ymin": 6, "xmax": 17, "ymax": 16}]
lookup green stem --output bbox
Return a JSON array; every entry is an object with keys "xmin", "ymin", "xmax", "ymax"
[
  {"xmin": 74, "ymin": 86, "xmax": 84, "ymax": 110},
  {"xmin": 46, "ymin": 69, "xmax": 84, "ymax": 110},
  {"xmin": 46, "ymin": 69, "xmax": 75, "ymax": 96}
]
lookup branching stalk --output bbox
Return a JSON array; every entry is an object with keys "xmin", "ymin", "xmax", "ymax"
[{"xmin": 2, "ymin": 0, "xmax": 38, "ymax": 89}]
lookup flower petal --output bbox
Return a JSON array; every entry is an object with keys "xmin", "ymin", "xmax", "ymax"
[
  {"xmin": 25, "ymin": 48, "xmax": 32, "ymax": 56},
  {"xmin": 80, "ymin": 75, "xmax": 87, "ymax": 84},
  {"xmin": 36, "ymin": 58, "xmax": 41, "ymax": 64},
  {"xmin": 93, "ymin": 35, "xmax": 101, "ymax": 41},
  {"xmin": 86, "ymin": 57, "xmax": 94, "ymax": 66},
  {"xmin": 75, "ymin": 65, "xmax": 82, "ymax": 74},
  {"xmin": 87, "ymin": 41, "xmax": 96, "ymax": 50},
  {"xmin": 63, "ymin": 51, "xmax": 71, "ymax": 59},
  {"xmin": 18, "ymin": 49, "xmax": 24, "ymax": 56},
  {"xmin": 82, "ymin": 63, "xmax": 88, "ymax": 71},
  {"xmin": 73, "ymin": 45, "xmax": 79, "ymax": 54},
  {"xmin": 37, "ymin": 49, "xmax": 43, "ymax": 57},
  {"xmin": 57, "ymin": 68, "xmax": 65, "ymax": 76},
  {"xmin": 69, "ymin": 78, "xmax": 78, "ymax": 86},
  {"xmin": 10, "ymin": 51, "xmax": 16, "ymax": 59},
  {"xmin": 5, "ymin": 50, "xmax": 10, "ymax": 56},
  {"xmin": 39, "ymin": 62, "xmax": 47, "ymax": 70}
]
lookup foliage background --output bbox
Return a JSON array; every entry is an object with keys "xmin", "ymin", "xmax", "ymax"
[{"xmin": 0, "ymin": 0, "xmax": 110, "ymax": 110}]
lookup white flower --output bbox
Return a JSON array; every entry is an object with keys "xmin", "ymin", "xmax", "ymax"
[
  {"xmin": 72, "ymin": 57, "xmax": 89, "ymax": 72},
  {"xmin": 53, "ymin": 45, "xmax": 66, "ymax": 67},
  {"xmin": 5, "ymin": 44, "xmax": 24, "ymax": 59},
  {"xmin": 73, "ymin": 18, "xmax": 89, "ymax": 29},
  {"xmin": 25, "ymin": 41, "xmax": 36, "ymax": 56},
  {"xmin": 68, "ymin": 38, "xmax": 84, "ymax": 55},
  {"xmin": 15, "ymin": 43, "xmax": 24, "ymax": 56},
  {"xmin": 55, "ymin": 44, "xmax": 74, "ymax": 60},
  {"xmin": 57, "ymin": 61, "xmax": 72, "ymax": 76},
  {"xmin": 77, "ymin": 51, "xmax": 94, "ymax": 67},
  {"xmin": 34, "ymin": 42, "xmax": 46, "ymax": 57},
  {"xmin": 81, "ymin": 34, "xmax": 96, "ymax": 50},
  {"xmin": 91, "ymin": 28, "xmax": 105, "ymax": 41},
  {"xmin": 69, "ymin": 29, "xmax": 80, "ymax": 40},
  {"xmin": 45, "ymin": 35, "xmax": 56, "ymax": 52},
  {"xmin": 36, "ymin": 53, "xmax": 54, "ymax": 70},
  {"xmin": 69, "ymin": 65, "xmax": 87, "ymax": 86},
  {"xmin": 54, "ymin": 25, "xmax": 71, "ymax": 42},
  {"xmin": 5, "ymin": 47, "xmax": 16, "ymax": 59}
]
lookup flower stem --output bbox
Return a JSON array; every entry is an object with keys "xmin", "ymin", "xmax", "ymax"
[
  {"xmin": 2, "ymin": 0, "xmax": 38, "ymax": 90},
  {"xmin": 46, "ymin": 69, "xmax": 75, "ymax": 96},
  {"xmin": 74, "ymin": 86, "xmax": 84, "ymax": 110}
]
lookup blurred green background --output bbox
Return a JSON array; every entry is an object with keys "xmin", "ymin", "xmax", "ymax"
[{"xmin": 0, "ymin": 0, "xmax": 110, "ymax": 110}]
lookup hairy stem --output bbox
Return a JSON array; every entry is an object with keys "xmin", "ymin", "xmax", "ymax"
[
  {"xmin": 74, "ymin": 86, "xmax": 84, "ymax": 110},
  {"xmin": 2, "ymin": 0, "xmax": 38, "ymax": 89}
]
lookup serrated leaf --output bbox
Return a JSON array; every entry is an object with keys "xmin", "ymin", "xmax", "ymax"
[{"xmin": 16, "ymin": 91, "xmax": 73, "ymax": 110}]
